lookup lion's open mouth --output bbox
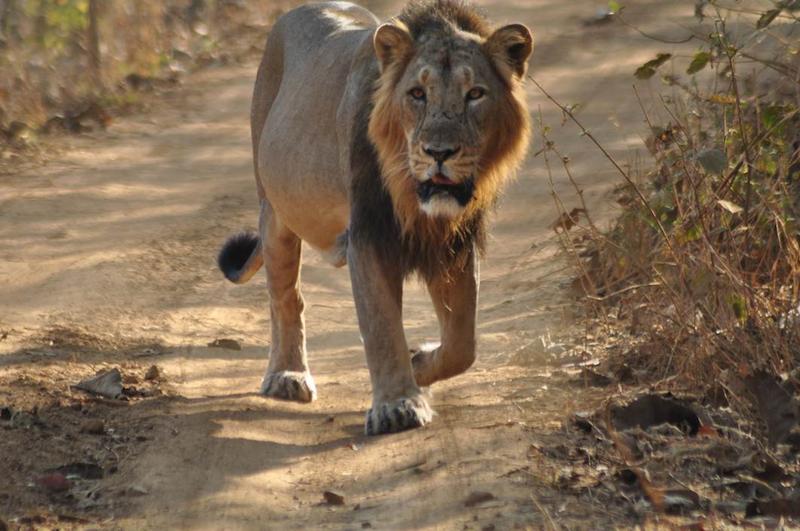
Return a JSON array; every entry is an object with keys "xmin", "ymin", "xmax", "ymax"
[{"xmin": 417, "ymin": 174, "xmax": 474, "ymax": 206}]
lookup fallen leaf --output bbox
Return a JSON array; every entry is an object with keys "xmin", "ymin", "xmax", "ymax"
[
  {"xmin": 697, "ymin": 424, "xmax": 718, "ymax": 438},
  {"xmin": 323, "ymin": 490, "xmax": 345, "ymax": 506}
]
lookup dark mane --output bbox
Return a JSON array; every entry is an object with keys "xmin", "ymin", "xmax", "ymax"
[{"xmin": 398, "ymin": 0, "xmax": 491, "ymax": 40}]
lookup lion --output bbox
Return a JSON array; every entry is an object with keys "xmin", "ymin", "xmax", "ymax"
[{"xmin": 218, "ymin": 0, "xmax": 532, "ymax": 435}]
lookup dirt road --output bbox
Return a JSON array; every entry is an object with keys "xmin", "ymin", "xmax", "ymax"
[{"xmin": 1, "ymin": 1, "xmax": 700, "ymax": 528}]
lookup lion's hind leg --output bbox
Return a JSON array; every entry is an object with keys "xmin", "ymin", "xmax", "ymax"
[{"xmin": 259, "ymin": 199, "xmax": 316, "ymax": 402}]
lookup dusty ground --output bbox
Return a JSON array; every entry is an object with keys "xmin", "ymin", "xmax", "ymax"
[{"xmin": 0, "ymin": 1, "xmax": 722, "ymax": 529}]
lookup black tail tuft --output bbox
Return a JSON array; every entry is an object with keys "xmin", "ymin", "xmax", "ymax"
[{"xmin": 218, "ymin": 231, "xmax": 259, "ymax": 283}]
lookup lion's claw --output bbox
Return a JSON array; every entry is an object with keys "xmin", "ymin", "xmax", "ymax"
[
  {"xmin": 261, "ymin": 371, "xmax": 317, "ymax": 402},
  {"xmin": 365, "ymin": 395, "xmax": 433, "ymax": 435}
]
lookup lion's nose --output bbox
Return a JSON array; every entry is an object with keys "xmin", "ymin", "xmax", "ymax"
[{"xmin": 423, "ymin": 145, "xmax": 460, "ymax": 163}]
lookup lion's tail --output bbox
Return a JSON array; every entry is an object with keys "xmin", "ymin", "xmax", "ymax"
[{"xmin": 218, "ymin": 232, "xmax": 263, "ymax": 284}]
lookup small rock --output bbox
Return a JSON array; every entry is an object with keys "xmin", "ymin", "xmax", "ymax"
[
  {"xmin": 323, "ymin": 490, "xmax": 345, "ymax": 506},
  {"xmin": 361, "ymin": 523, "xmax": 372, "ymax": 529},
  {"xmin": 144, "ymin": 365, "xmax": 160, "ymax": 381},
  {"xmin": 74, "ymin": 369, "xmax": 124, "ymax": 399},
  {"xmin": 464, "ymin": 491, "xmax": 496, "ymax": 507},
  {"xmin": 36, "ymin": 473, "xmax": 71, "ymax": 493},
  {"xmin": 81, "ymin": 419, "xmax": 105, "ymax": 435}
]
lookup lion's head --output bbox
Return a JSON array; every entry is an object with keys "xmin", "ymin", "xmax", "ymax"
[{"xmin": 368, "ymin": 1, "xmax": 532, "ymax": 235}]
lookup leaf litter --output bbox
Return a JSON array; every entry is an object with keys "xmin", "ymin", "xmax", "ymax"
[{"xmin": 547, "ymin": 388, "xmax": 800, "ymax": 525}]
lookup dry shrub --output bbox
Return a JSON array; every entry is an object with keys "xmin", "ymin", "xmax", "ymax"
[
  {"xmin": 0, "ymin": 0, "xmax": 284, "ymax": 143},
  {"xmin": 548, "ymin": 2, "xmax": 800, "ymax": 398}
]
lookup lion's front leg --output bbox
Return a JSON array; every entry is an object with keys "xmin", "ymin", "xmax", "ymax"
[
  {"xmin": 347, "ymin": 242, "xmax": 433, "ymax": 436},
  {"xmin": 412, "ymin": 246, "xmax": 478, "ymax": 387}
]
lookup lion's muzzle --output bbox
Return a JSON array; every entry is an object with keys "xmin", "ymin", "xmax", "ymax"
[{"xmin": 417, "ymin": 175, "xmax": 474, "ymax": 206}]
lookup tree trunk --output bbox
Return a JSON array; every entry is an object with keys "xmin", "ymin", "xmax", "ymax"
[
  {"xmin": 87, "ymin": 0, "xmax": 101, "ymax": 87},
  {"xmin": 0, "ymin": 0, "xmax": 9, "ymax": 46},
  {"xmin": 34, "ymin": 0, "xmax": 47, "ymax": 47}
]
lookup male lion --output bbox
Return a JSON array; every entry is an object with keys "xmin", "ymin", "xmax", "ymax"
[{"xmin": 219, "ymin": 0, "xmax": 532, "ymax": 435}]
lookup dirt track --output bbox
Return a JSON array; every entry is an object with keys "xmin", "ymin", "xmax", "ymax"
[{"xmin": 0, "ymin": 1, "xmax": 700, "ymax": 528}]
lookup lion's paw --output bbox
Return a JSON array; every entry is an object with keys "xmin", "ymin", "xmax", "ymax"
[
  {"xmin": 365, "ymin": 394, "xmax": 433, "ymax": 436},
  {"xmin": 260, "ymin": 370, "xmax": 317, "ymax": 403}
]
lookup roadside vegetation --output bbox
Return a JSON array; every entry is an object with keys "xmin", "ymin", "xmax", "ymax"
[
  {"xmin": 549, "ymin": 0, "xmax": 800, "ymax": 454},
  {"xmin": 0, "ymin": 0, "xmax": 278, "ymax": 160},
  {"xmin": 538, "ymin": 1, "xmax": 800, "ymax": 521}
]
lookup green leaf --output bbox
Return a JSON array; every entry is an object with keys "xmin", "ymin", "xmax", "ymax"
[
  {"xmin": 684, "ymin": 224, "xmax": 702, "ymax": 242},
  {"xmin": 608, "ymin": 0, "xmax": 623, "ymax": 13},
  {"xmin": 697, "ymin": 148, "xmax": 727, "ymax": 174},
  {"xmin": 756, "ymin": 8, "xmax": 782, "ymax": 29},
  {"xmin": 634, "ymin": 53, "xmax": 672, "ymax": 79},
  {"xmin": 686, "ymin": 51, "xmax": 711, "ymax": 74},
  {"xmin": 729, "ymin": 294, "xmax": 747, "ymax": 324},
  {"xmin": 761, "ymin": 104, "xmax": 788, "ymax": 131}
]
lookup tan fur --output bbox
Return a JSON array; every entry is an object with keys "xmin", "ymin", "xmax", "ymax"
[
  {"xmin": 219, "ymin": 0, "xmax": 533, "ymax": 435},
  {"xmin": 368, "ymin": 29, "xmax": 531, "ymax": 256}
]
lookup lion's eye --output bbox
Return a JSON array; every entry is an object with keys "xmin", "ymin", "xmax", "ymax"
[
  {"xmin": 466, "ymin": 87, "xmax": 486, "ymax": 101},
  {"xmin": 409, "ymin": 87, "xmax": 426, "ymax": 101}
]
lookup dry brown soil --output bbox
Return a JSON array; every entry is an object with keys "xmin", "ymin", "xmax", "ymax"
[{"xmin": 1, "ymin": 1, "xmax": 703, "ymax": 528}]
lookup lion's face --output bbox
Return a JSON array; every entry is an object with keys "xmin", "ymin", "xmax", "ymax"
[
  {"xmin": 369, "ymin": 20, "xmax": 533, "ymax": 226},
  {"xmin": 397, "ymin": 37, "xmax": 504, "ymax": 218}
]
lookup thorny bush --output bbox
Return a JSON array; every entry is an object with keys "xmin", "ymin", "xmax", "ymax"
[{"xmin": 551, "ymin": 1, "xmax": 800, "ymax": 419}]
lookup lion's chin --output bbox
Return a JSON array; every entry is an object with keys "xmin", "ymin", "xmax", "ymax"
[{"xmin": 419, "ymin": 195, "xmax": 466, "ymax": 219}]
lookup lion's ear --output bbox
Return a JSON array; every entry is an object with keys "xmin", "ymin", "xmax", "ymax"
[
  {"xmin": 374, "ymin": 23, "xmax": 413, "ymax": 72},
  {"xmin": 484, "ymin": 24, "xmax": 533, "ymax": 79}
]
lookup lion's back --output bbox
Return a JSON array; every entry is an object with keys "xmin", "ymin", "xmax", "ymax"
[{"xmin": 254, "ymin": 2, "xmax": 379, "ymax": 250}]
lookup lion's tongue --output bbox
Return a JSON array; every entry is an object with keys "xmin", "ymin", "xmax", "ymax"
[{"xmin": 431, "ymin": 173, "xmax": 457, "ymax": 186}]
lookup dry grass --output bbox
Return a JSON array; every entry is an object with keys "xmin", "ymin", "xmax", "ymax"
[
  {"xmin": 0, "ymin": 0, "xmax": 283, "ymax": 142},
  {"xmin": 542, "ymin": 1, "xmax": 800, "ymax": 419}
]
